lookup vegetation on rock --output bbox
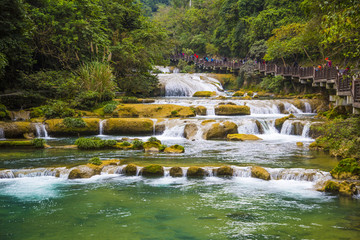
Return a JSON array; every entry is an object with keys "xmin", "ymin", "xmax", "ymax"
[
  {"xmin": 140, "ymin": 164, "xmax": 164, "ymax": 177},
  {"xmin": 227, "ymin": 134, "xmax": 262, "ymax": 141},
  {"xmin": 214, "ymin": 105, "xmax": 250, "ymax": 115},
  {"xmin": 251, "ymin": 166, "xmax": 271, "ymax": 181},
  {"xmin": 187, "ymin": 167, "xmax": 205, "ymax": 178},
  {"xmin": 215, "ymin": 166, "xmax": 233, "ymax": 177},
  {"xmin": 192, "ymin": 91, "xmax": 216, "ymax": 97},
  {"xmin": 75, "ymin": 137, "xmax": 117, "ymax": 150},
  {"xmin": 164, "ymin": 144, "xmax": 185, "ymax": 153},
  {"xmin": 330, "ymin": 158, "xmax": 360, "ymax": 180},
  {"xmin": 88, "ymin": 157, "xmax": 102, "ymax": 166}
]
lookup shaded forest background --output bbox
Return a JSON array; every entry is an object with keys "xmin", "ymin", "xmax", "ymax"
[{"xmin": 0, "ymin": 0, "xmax": 359, "ymax": 110}]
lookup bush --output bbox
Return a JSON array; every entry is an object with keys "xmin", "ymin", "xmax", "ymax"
[
  {"xmin": 103, "ymin": 103, "xmax": 117, "ymax": 114},
  {"xmin": 120, "ymin": 141, "xmax": 131, "ymax": 146},
  {"xmin": 63, "ymin": 117, "xmax": 86, "ymax": 128},
  {"xmin": 331, "ymin": 158, "xmax": 360, "ymax": 176},
  {"xmin": 31, "ymin": 138, "xmax": 46, "ymax": 148},
  {"xmin": 147, "ymin": 137, "xmax": 161, "ymax": 144},
  {"xmin": 41, "ymin": 101, "xmax": 76, "ymax": 119},
  {"xmin": 121, "ymin": 96, "xmax": 138, "ymax": 103},
  {"xmin": 88, "ymin": 157, "xmax": 102, "ymax": 165},
  {"xmin": 259, "ymin": 75, "xmax": 284, "ymax": 93},
  {"xmin": 75, "ymin": 137, "xmax": 117, "ymax": 149},
  {"xmin": 0, "ymin": 104, "xmax": 9, "ymax": 120},
  {"xmin": 132, "ymin": 140, "xmax": 144, "ymax": 149}
]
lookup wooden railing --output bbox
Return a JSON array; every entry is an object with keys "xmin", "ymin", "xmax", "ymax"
[
  {"xmin": 354, "ymin": 80, "xmax": 360, "ymax": 103},
  {"xmin": 337, "ymin": 75, "xmax": 352, "ymax": 92}
]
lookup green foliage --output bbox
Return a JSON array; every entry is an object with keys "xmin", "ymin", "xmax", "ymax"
[
  {"xmin": 120, "ymin": 141, "xmax": 131, "ymax": 147},
  {"xmin": 121, "ymin": 97, "xmax": 139, "ymax": 103},
  {"xmin": 259, "ymin": 75, "xmax": 285, "ymax": 93},
  {"xmin": 63, "ymin": 117, "xmax": 86, "ymax": 128},
  {"xmin": 31, "ymin": 138, "xmax": 46, "ymax": 148},
  {"xmin": 312, "ymin": 118, "xmax": 360, "ymax": 159},
  {"xmin": 0, "ymin": 104, "xmax": 9, "ymax": 120},
  {"xmin": 331, "ymin": 158, "xmax": 360, "ymax": 177},
  {"xmin": 41, "ymin": 101, "xmax": 76, "ymax": 119},
  {"xmin": 132, "ymin": 140, "xmax": 144, "ymax": 149},
  {"xmin": 148, "ymin": 137, "xmax": 161, "ymax": 144},
  {"xmin": 103, "ymin": 103, "xmax": 117, "ymax": 114},
  {"xmin": 88, "ymin": 157, "xmax": 102, "ymax": 166},
  {"xmin": 75, "ymin": 137, "xmax": 117, "ymax": 150}
]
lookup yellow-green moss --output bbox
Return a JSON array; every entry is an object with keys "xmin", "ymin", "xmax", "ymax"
[
  {"xmin": 1, "ymin": 122, "xmax": 34, "ymax": 138},
  {"xmin": 170, "ymin": 167, "xmax": 183, "ymax": 177},
  {"xmin": 195, "ymin": 106, "xmax": 207, "ymax": 115},
  {"xmin": 215, "ymin": 166, "xmax": 233, "ymax": 177},
  {"xmin": 251, "ymin": 166, "xmax": 270, "ymax": 180},
  {"xmin": 105, "ymin": 118, "xmax": 153, "ymax": 134},
  {"xmin": 201, "ymin": 120, "xmax": 216, "ymax": 125},
  {"xmin": 123, "ymin": 164, "xmax": 137, "ymax": 176},
  {"xmin": 192, "ymin": 91, "xmax": 216, "ymax": 97},
  {"xmin": 214, "ymin": 105, "xmax": 250, "ymax": 115},
  {"xmin": 46, "ymin": 118, "xmax": 100, "ymax": 136},
  {"xmin": 140, "ymin": 164, "xmax": 164, "ymax": 177},
  {"xmin": 0, "ymin": 140, "xmax": 33, "ymax": 147},
  {"xmin": 204, "ymin": 121, "xmax": 238, "ymax": 140},
  {"xmin": 274, "ymin": 114, "xmax": 295, "ymax": 131},
  {"xmin": 232, "ymin": 91, "xmax": 245, "ymax": 97},
  {"xmin": 115, "ymin": 104, "xmax": 195, "ymax": 118},
  {"xmin": 227, "ymin": 134, "xmax": 262, "ymax": 141},
  {"xmin": 242, "ymin": 95, "xmax": 252, "ymax": 100},
  {"xmin": 187, "ymin": 166, "xmax": 205, "ymax": 177},
  {"xmin": 164, "ymin": 144, "xmax": 185, "ymax": 153}
]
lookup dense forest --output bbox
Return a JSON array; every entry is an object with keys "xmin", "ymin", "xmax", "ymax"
[{"xmin": 0, "ymin": 0, "xmax": 359, "ymax": 110}]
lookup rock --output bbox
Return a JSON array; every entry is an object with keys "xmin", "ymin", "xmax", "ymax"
[
  {"xmin": 215, "ymin": 105, "xmax": 250, "ymax": 115},
  {"xmin": 292, "ymin": 121, "xmax": 304, "ymax": 135},
  {"xmin": 155, "ymin": 122, "xmax": 165, "ymax": 135},
  {"xmin": 164, "ymin": 144, "xmax": 185, "ymax": 153},
  {"xmin": 187, "ymin": 166, "xmax": 205, "ymax": 177},
  {"xmin": 170, "ymin": 167, "xmax": 183, "ymax": 177},
  {"xmin": 143, "ymin": 141, "xmax": 162, "ymax": 152},
  {"xmin": 247, "ymin": 91, "xmax": 253, "ymax": 96},
  {"xmin": 330, "ymin": 158, "xmax": 360, "ymax": 180},
  {"xmin": 232, "ymin": 91, "xmax": 245, "ymax": 97},
  {"xmin": 274, "ymin": 114, "xmax": 295, "ymax": 131},
  {"xmin": 308, "ymin": 122, "xmax": 324, "ymax": 139},
  {"xmin": 1, "ymin": 121, "xmax": 35, "ymax": 138},
  {"xmin": 251, "ymin": 166, "xmax": 270, "ymax": 180},
  {"xmin": 123, "ymin": 164, "xmax": 137, "ymax": 176},
  {"xmin": 227, "ymin": 134, "xmax": 262, "ymax": 141},
  {"xmin": 296, "ymin": 142, "xmax": 304, "ymax": 147},
  {"xmin": 218, "ymin": 102, "xmax": 236, "ymax": 105},
  {"xmin": 242, "ymin": 96, "xmax": 252, "ymax": 100},
  {"xmin": 195, "ymin": 106, "xmax": 207, "ymax": 115},
  {"xmin": 105, "ymin": 118, "xmax": 153, "ymax": 135},
  {"xmin": 204, "ymin": 121, "xmax": 238, "ymax": 140},
  {"xmin": 46, "ymin": 118, "xmax": 100, "ymax": 136},
  {"xmin": 192, "ymin": 91, "xmax": 216, "ymax": 97},
  {"xmin": 184, "ymin": 123, "xmax": 198, "ymax": 140},
  {"xmin": 201, "ymin": 120, "xmax": 216, "ymax": 125},
  {"xmin": 140, "ymin": 164, "xmax": 164, "ymax": 177},
  {"xmin": 23, "ymin": 132, "xmax": 35, "ymax": 139},
  {"xmin": 68, "ymin": 165, "xmax": 97, "ymax": 179},
  {"xmin": 215, "ymin": 166, "xmax": 233, "ymax": 177},
  {"xmin": 291, "ymin": 99, "xmax": 305, "ymax": 112},
  {"xmin": 322, "ymin": 180, "xmax": 358, "ymax": 196},
  {"xmin": 115, "ymin": 104, "xmax": 195, "ymax": 118},
  {"xmin": 278, "ymin": 103, "xmax": 285, "ymax": 113},
  {"xmin": 255, "ymin": 120, "xmax": 264, "ymax": 134}
]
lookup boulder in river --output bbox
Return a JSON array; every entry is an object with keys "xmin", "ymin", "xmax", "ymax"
[
  {"xmin": 123, "ymin": 164, "xmax": 138, "ymax": 176},
  {"xmin": 184, "ymin": 123, "xmax": 198, "ymax": 140},
  {"xmin": 251, "ymin": 166, "xmax": 271, "ymax": 180},
  {"xmin": 274, "ymin": 114, "xmax": 295, "ymax": 131},
  {"xmin": 195, "ymin": 106, "xmax": 207, "ymax": 115},
  {"xmin": 214, "ymin": 166, "xmax": 233, "ymax": 177},
  {"xmin": 164, "ymin": 144, "xmax": 185, "ymax": 153},
  {"xmin": 170, "ymin": 167, "xmax": 183, "ymax": 177},
  {"xmin": 227, "ymin": 134, "xmax": 262, "ymax": 141},
  {"xmin": 215, "ymin": 105, "xmax": 250, "ymax": 115},
  {"xmin": 140, "ymin": 164, "xmax": 164, "ymax": 177},
  {"xmin": 187, "ymin": 166, "xmax": 206, "ymax": 177},
  {"xmin": 192, "ymin": 91, "xmax": 216, "ymax": 97},
  {"xmin": 105, "ymin": 118, "xmax": 153, "ymax": 135},
  {"xmin": 204, "ymin": 121, "xmax": 238, "ymax": 140}
]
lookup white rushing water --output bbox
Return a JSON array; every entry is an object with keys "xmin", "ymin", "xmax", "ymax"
[
  {"xmin": 158, "ymin": 73, "xmax": 224, "ymax": 97},
  {"xmin": 98, "ymin": 119, "xmax": 107, "ymax": 136},
  {"xmin": 35, "ymin": 123, "xmax": 49, "ymax": 138},
  {"xmin": 0, "ymin": 127, "xmax": 4, "ymax": 139}
]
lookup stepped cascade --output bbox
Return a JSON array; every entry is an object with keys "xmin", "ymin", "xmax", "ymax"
[{"xmin": 0, "ymin": 72, "xmax": 358, "ymax": 240}]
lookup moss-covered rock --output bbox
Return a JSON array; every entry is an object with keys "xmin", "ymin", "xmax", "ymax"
[
  {"xmin": 195, "ymin": 106, "xmax": 207, "ymax": 115},
  {"xmin": 274, "ymin": 114, "xmax": 295, "ymax": 131},
  {"xmin": 105, "ymin": 118, "xmax": 153, "ymax": 135},
  {"xmin": 184, "ymin": 123, "xmax": 198, "ymax": 140},
  {"xmin": 115, "ymin": 104, "xmax": 195, "ymax": 118},
  {"xmin": 308, "ymin": 122, "xmax": 324, "ymax": 139},
  {"xmin": 251, "ymin": 166, "xmax": 270, "ymax": 180},
  {"xmin": 215, "ymin": 166, "xmax": 233, "ymax": 177},
  {"xmin": 291, "ymin": 99, "xmax": 305, "ymax": 112},
  {"xmin": 227, "ymin": 134, "xmax": 262, "ymax": 141},
  {"xmin": 140, "ymin": 164, "xmax": 164, "ymax": 177},
  {"xmin": 187, "ymin": 166, "xmax": 205, "ymax": 177},
  {"xmin": 143, "ymin": 141, "xmax": 162, "ymax": 152},
  {"xmin": 170, "ymin": 167, "xmax": 183, "ymax": 177},
  {"xmin": 296, "ymin": 142, "xmax": 304, "ymax": 147},
  {"xmin": 204, "ymin": 121, "xmax": 238, "ymax": 140},
  {"xmin": 68, "ymin": 165, "xmax": 97, "ymax": 179},
  {"xmin": 123, "ymin": 164, "xmax": 138, "ymax": 176},
  {"xmin": 247, "ymin": 91, "xmax": 254, "ymax": 96},
  {"xmin": 215, "ymin": 105, "xmax": 250, "ymax": 115},
  {"xmin": 322, "ymin": 180, "xmax": 358, "ymax": 196},
  {"xmin": 330, "ymin": 158, "xmax": 360, "ymax": 180},
  {"xmin": 242, "ymin": 95, "xmax": 252, "ymax": 100},
  {"xmin": 164, "ymin": 144, "xmax": 185, "ymax": 153},
  {"xmin": 232, "ymin": 91, "xmax": 245, "ymax": 97},
  {"xmin": 201, "ymin": 120, "xmax": 216, "ymax": 125},
  {"xmin": 192, "ymin": 91, "xmax": 216, "ymax": 97},
  {"xmin": 0, "ymin": 140, "xmax": 33, "ymax": 147},
  {"xmin": 46, "ymin": 118, "xmax": 100, "ymax": 136},
  {"xmin": 0, "ymin": 122, "xmax": 35, "ymax": 138}
]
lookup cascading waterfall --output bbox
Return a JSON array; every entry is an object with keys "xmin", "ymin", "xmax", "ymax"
[
  {"xmin": 158, "ymin": 73, "xmax": 223, "ymax": 97},
  {"xmin": 98, "ymin": 119, "xmax": 107, "ymax": 136},
  {"xmin": 280, "ymin": 120, "xmax": 294, "ymax": 135},
  {"xmin": 0, "ymin": 128, "xmax": 4, "ymax": 139},
  {"xmin": 152, "ymin": 119, "xmax": 158, "ymax": 135},
  {"xmin": 35, "ymin": 123, "xmax": 49, "ymax": 138},
  {"xmin": 237, "ymin": 120, "xmax": 259, "ymax": 134},
  {"xmin": 304, "ymin": 102, "xmax": 312, "ymax": 113},
  {"xmin": 0, "ymin": 166, "xmax": 332, "ymax": 184},
  {"xmin": 301, "ymin": 122, "xmax": 311, "ymax": 138},
  {"xmin": 283, "ymin": 102, "xmax": 303, "ymax": 114}
]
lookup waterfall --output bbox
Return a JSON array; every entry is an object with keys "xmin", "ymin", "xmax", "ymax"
[
  {"xmin": 0, "ymin": 128, "xmax": 4, "ymax": 139},
  {"xmin": 35, "ymin": 123, "xmax": 49, "ymax": 138},
  {"xmin": 283, "ymin": 102, "xmax": 303, "ymax": 114},
  {"xmin": 136, "ymin": 166, "xmax": 143, "ymax": 176},
  {"xmin": 237, "ymin": 120, "xmax": 259, "ymax": 134},
  {"xmin": 158, "ymin": 73, "xmax": 223, "ymax": 97},
  {"xmin": 304, "ymin": 102, "xmax": 312, "ymax": 113},
  {"xmin": 152, "ymin": 119, "xmax": 158, "ymax": 135},
  {"xmin": 181, "ymin": 167, "xmax": 189, "ymax": 177},
  {"xmin": 163, "ymin": 167, "xmax": 171, "ymax": 177},
  {"xmin": 280, "ymin": 120, "xmax": 293, "ymax": 135},
  {"xmin": 161, "ymin": 119, "xmax": 186, "ymax": 138},
  {"xmin": 257, "ymin": 120, "xmax": 278, "ymax": 134},
  {"xmin": 301, "ymin": 122, "xmax": 311, "ymax": 138},
  {"xmin": 267, "ymin": 168, "xmax": 332, "ymax": 182},
  {"xmin": 232, "ymin": 167, "xmax": 252, "ymax": 177},
  {"xmin": 98, "ymin": 119, "xmax": 107, "ymax": 136}
]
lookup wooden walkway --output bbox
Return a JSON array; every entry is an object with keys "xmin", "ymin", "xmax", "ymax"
[{"xmin": 170, "ymin": 55, "xmax": 360, "ymax": 111}]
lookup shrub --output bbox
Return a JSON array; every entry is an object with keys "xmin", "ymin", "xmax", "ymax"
[
  {"xmin": 88, "ymin": 157, "xmax": 102, "ymax": 165},
  {"xmin": 260, "ymin": 75, "xmax": 285, "ymax": 93},
  {"xmin": 0, "ymin": 104, "xmax": 9, "ymax": 120},
  {"xmin": 41, "ymin": 101, "xmax": 75, "ymax": 119},
  {"xmin": 121, "ymin": 96, "xmax": 138, "ymax": 103},
  {"xmin": 63, "ymin": 117, "xmax": 86, "ymax": 128},
  {"xmin": 75, "ymin": 137, "xmax": 117, "ymax": 149},
  {"xmin": 120, "ymin": 141, "xmax": 131, "ymax": 146},
  {"xmin": 31, "ymin": 138, "xmax": 46, "ymax": 148},
  {"xmin": 147, "ymin": 137, "xmax": 161, "ymax": 144},
  {"xmin": 132, "ymin": 140, "xmax": 144, "ymax": 149},
  {"xmin": 103, "ymin": 103, "xmax": 117, "ymax": 114},
  {"xmin": 331, "ymin": 158, "xmax": 360, "ymax": 176}
]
